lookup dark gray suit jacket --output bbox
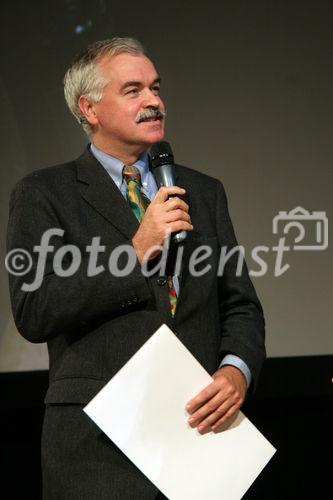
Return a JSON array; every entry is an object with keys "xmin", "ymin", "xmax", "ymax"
[{"xmin": 7, "ymin": 147, "xmax": 265, "ymax": 499}]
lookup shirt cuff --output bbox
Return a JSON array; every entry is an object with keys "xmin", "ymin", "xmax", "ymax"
[{"xmin": 219, "ymin": 354, "xmax": 252, "ymax": 389}]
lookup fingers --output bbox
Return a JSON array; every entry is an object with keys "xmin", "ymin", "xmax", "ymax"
[
  {"xmin": 186, "ymin": 370, "xmax": 245, "ymax": 434},
  {"xmin": 143, "ymin": 204, "xmax": 192, "ymax": 232},
  {"xmin": 190, "ymin": 396, "xmax": 241, "ymax": 434},
  {"xmin": 169, "ymin": 220, "xmax": 193, "ymax": 234},
  {"xmin": 132, "ymin": 185, "xmax": 192, "ymax": 262},
  {"xmin": 146, "ymin": 186, "xmax": 192, "ymax": 233},
  {"xmin": 164, "ymin": 208, "xmax": 191, "ymax": 224},
  {"xmin": 187, "ymin": 391, "xmax": 225, "ymax": 426},
  {"xmin": 153, "ymin": 186, "xmax": 186, "ymax": 203},
  {"xmin": 211, "ymin": 404, "xmax": 239, "ymax": 432},
  {"xmin": 186, "ymin": 381, "xmax": 220, "ymax": 415},
  {"xmin": 165, "ymin": 197, "xmax": 189, "ymax": 214}
]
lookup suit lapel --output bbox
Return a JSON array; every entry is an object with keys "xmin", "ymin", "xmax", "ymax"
[{"xmin": 76, "ymin": 147, "xmax": 139, "ymax": 239}]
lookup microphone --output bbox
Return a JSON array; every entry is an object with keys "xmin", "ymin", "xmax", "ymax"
[{"xmin": 150, "ymin": 141, "xmax": 187, "ymax": 244}]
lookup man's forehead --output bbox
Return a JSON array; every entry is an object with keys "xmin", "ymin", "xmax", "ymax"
[{"xmin": 97, "ymin": 52, "xmax": 158, "ymax": 82}]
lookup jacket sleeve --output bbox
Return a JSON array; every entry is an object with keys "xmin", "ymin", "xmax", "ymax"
[
  {"xmin": 215, "ymin": 180, "xmax": 266, "ymax": 390},
  {"xmin": 6, "ymin": 178, "xmax": 152, "ymax": 343}
]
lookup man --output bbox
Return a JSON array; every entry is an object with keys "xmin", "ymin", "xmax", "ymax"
[{"xmin": 7, "ymin": 38, "xmax": 265, "ymax": 499}]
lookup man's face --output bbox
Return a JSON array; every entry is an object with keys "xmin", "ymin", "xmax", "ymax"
[{"xmin": 90, "ymin": 53, "xmax": 165, "ymax": 154}]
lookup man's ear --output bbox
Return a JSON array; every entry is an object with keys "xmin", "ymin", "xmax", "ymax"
[{"xmin": 78, "ymin": 95, "xmax": 99, "ymax": 127}]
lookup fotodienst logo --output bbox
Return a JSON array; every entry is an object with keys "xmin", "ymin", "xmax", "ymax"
[{"xmin": 5, "ymin": 206, "xmax": 328, "ymax": 291}]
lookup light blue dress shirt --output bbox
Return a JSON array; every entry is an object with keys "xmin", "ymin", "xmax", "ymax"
[{"xmin": 90, "ymin": 143, "xmax": 251, "ymax": 389}]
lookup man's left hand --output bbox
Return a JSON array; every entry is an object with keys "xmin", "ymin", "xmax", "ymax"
[{"xmin": 186, "ymin": 365, "xmax": 247, "ymax": 433}]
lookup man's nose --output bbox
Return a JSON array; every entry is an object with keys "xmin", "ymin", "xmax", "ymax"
[{"xmin": 141, "ymin": 88, "xmax": 163, "ymax": 108}]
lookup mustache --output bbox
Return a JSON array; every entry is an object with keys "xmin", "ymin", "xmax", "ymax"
[{"xmin": 135, "ymin": 108, "xmax": 166, "ymax": 123}]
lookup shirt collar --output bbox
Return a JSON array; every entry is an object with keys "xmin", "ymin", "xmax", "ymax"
[{"xmin": 90, "ymin": 143, "xmax": 150, "ymax": 189}]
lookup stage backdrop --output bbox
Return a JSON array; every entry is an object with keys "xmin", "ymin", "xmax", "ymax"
[{"xmin": 0, "ymin": 0, "xmax": 331, "ymax": 371}]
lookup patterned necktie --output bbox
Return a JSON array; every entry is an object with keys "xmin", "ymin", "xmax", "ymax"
[
  {"xmin": 123, "ymin": 165, "xmax": 177, "ymax": 316},
  {"xmin": 123, "ymin": 165, "xmax": 149, "ymax": 222}
]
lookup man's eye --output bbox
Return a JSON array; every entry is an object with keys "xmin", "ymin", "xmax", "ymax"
[
  {"xmin": 126, "ymin": 88, "xmax": 139, "ymax": 95},
  {"xmin": 152, "ymin": 86, "xmax": 160, "ymax": 95}
]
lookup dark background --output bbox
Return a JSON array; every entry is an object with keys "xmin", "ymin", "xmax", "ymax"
[{"xmin": 0, "ymin": 1, "xmax": 332, "ymax": 498}]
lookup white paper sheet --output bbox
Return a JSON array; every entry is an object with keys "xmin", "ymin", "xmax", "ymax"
[{"xmin": 84, "ymin": 324, "xmax": 276, "ymax": 500}]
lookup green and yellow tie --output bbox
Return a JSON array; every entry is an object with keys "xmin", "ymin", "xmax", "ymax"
[{"xmin": 123, "ymin": 165, "xmax": 177, "ymax": 317}]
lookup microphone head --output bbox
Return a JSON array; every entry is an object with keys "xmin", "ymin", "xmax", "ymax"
[{"xmin": 150, "ymin": 141, "xmax": 174, "ymax": 168}]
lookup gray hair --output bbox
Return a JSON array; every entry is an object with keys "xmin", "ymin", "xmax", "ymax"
[{"xmin": 63, "ymin": 37, "xmax": 145, "ymax": 135}]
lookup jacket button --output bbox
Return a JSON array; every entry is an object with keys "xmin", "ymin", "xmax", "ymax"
[{"xmin": 157, "ymin": 276, "xmax": 167, "ymax": 286}]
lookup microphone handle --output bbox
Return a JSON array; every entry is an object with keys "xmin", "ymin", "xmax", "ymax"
[{"xmin": 153, "ymin": 164, "xmax": 187, "ymax": 243}]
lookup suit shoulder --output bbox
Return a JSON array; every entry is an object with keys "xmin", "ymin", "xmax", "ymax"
[
  {"xmin": 12, "ymin": 161, "xmax": 76, "ymax": 198},
  {"xmin": 9, "ymin": 160, "xmax": 78, "ymax": 211},
  {"xmin": 14, "ymin": 160, "xmax": 77, "ymax": 189}
]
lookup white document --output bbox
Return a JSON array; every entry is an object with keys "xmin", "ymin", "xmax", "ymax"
[{"xmin": 84, "ymin": 324, "xmax": 276, "ymax": 500}]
